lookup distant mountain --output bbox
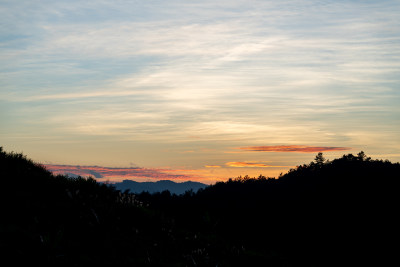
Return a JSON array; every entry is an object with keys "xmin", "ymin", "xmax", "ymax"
[
  {"xmin": 110, "ymin": 179, "xmax": 208, "ymax": 195},
  {"xmin": 64, "ymin": 172, "xmax": 80, "ymax": 178}
]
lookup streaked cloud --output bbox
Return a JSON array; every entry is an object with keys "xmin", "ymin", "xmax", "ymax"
[
  {"xmin": 44, "ymin": 164, "xmax": 202, "ymax": 182},
  {"xmin": 1, "ymin": 0, "xmax": 400, "ymax": 182},
  {"xmin": 238, "ymin": 145, "xmax": 351, "ymax": 153},
  {"xmin": 226, "ymin": 161, "xmax": 290, "ymax": 168}
]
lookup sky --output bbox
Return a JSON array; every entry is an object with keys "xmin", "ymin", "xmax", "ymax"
[{"xmin": 1, "ymin": 0, "xmax": 400, "ymax": 184}]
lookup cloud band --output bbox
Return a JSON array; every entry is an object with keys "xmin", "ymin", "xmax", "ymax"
[
  {"xmin": 225, "ymin": 162, "xmax": 290, "ymax": 168},
  {"xmin": 44, "ymin": 164, "xmax": 198, "ymax": 181},
  {"xmin": 238, "ymin": 145, "xmax": 351, "ymax": 153}
]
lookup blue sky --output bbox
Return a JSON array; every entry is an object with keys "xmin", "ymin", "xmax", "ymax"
[{"xmin": 1, "ymin": 0, "xmax": 400, "ymax": 183}]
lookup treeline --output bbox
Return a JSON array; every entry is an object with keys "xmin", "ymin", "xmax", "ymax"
[
  {"xmin": 1, "ymin": 147, "xmax": 399, "ymax": 266},
  {"xmin": 135, "ymin": 151, "xmax": 400, "ymax": 266}
]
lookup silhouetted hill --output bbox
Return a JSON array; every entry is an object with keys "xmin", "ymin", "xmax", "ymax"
[
  {"xmin": 0, "ymin": 147, "xmax": 200, "ymax": 265},
  {"xmin": 136, "ymin": 151, "xmax": 399, "ymax": 266},
  {"xmin": 1, "ymin": 147, "xmax": 398, "ymax": 266},
  {"xmin": 111, "ymin": 179, "xmax": 208, "ymax": 194}
]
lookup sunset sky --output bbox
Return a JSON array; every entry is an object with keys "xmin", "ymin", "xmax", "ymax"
[{"xmin": 1, "ymin": 1, "xmax": 400, "ymax": 184}]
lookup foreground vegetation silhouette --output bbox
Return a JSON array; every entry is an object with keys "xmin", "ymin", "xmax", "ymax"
[{"xmin": 1, "ymin": 147, "xmax": 398, "ymax": 266}]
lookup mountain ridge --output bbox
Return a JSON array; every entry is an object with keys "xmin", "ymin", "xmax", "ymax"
[{"xmin": 109, "ymin": 179, "xmax": 208, "ymax": 194}]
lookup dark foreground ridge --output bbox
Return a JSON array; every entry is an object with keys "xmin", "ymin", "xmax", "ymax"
[{"xmin": 0, "ymin": 147, "xmax": 398, "ymax": 266}]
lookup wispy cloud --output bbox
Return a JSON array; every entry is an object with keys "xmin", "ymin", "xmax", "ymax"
[
  {"xmin": 205, "ymin": 165, "xmax": 221, "ymax": 168},
  {"xmin": 44, "ymin": 164, "xmax": 202, "ymax": 182},
  {"xmin": 1, "ymin": 0, "xmax": 400, "ymax": 177},
  {"xmin": 225, "ymin": 161, "xmax": 290, "ymax": 168},
  {"xmin": 238, "ymin": 145, "xmax": 351, "ymax": 153}
]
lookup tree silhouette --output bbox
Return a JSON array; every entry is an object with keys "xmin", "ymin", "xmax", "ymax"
[
  {"xmin": 314, "ymin": 152, "xmax": 325, "ymax": 165},
  {"xmin": 357, "ymin": 150, "xmax": 371, "ymax": 161}
]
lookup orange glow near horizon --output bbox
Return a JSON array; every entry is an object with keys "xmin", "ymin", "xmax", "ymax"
[
  {"xmin": 225, "ymin": 161, "xmax": 291, "ymax": 168},
  {"xmin": 42, "ymin": 145, "xmax": 350, "ymax": 184},
  {"xmin": 44, "ymin": 163, "xmax": 291, "ymax": 184}
]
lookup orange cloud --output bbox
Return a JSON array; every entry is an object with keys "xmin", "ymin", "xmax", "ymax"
[
  {"xmin": 205, "ymin": 165, "xmax": 221, "ymax": 168},
  {"xmin": 226, "ymin": 161, "xmax": 289, "ymax": 168},
  {"xmin": 238, "ymin": 145, "xmax": 351, "ymax": 153}
]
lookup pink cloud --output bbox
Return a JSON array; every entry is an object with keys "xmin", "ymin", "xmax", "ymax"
[
  {"xmin": 238, "ymin": 145, "xmax": 351, "ymax": 153},
  {"xmin": 44, "ymin": 164, "xmax": 202, "ymax": 182}
]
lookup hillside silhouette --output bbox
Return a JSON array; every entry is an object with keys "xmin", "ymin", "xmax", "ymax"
[{"xmin": 1, "ymin": 147, "xmax": 398, "ymax": 266}]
